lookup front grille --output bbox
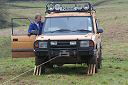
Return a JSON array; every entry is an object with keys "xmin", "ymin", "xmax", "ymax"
[
  {"xmin": 50, "ymin": 41, "xmax": 77, "ymax": 49},
  {"xmin": 57, "ymin": 41, "xmax": 70, "ymax": 45}
]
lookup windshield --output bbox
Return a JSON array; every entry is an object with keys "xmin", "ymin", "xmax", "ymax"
[{"xmin": 43, "ymin": 16, "xmax": 93, "ymax": 35}]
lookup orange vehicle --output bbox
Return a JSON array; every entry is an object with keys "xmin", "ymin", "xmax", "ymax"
[{"xmin": 12, "ymin": 2, "xmax": 103, "ymax": 75}]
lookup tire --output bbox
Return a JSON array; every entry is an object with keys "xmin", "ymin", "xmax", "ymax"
[
  {"xmin": 90, "ymin": 55, "xmax": 98, "ymax": 73},
  {"xmin": 35, "ymin": 56, "xmax": 46, "ymax": 73},
  {"xmin": 45, "ymin": 57, "xmax": 53, "ymax": 69},
  {"xmin": 95, "ymin": 61, "xmax": 98, "ymax": 73},
  {"xmin": 95, "ymin": 56, "xmax": 98, "ymax": 73},
  {"xmin": 97, "ymin": 48, "xmax": 102, "ymax": 69}
]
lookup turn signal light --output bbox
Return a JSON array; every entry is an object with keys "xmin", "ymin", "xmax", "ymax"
[
  {"xmin": 35, "ymin": 41, "xmax": 39, "ymax": 48},
  {"xmin": 89, "ymin": 40, "xmax": 94, "ymax": 47}
]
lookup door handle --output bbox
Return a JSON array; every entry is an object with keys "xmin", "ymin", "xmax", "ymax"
[{"xmin": 13, "ymin": 38, "xmax": 18, "ymax": 41}]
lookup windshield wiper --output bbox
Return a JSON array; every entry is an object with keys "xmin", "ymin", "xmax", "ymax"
[
  {"xmin": 55, "ymin": 29, "xmax": 71, "ymax": 32},
  {"xmin": 73, "ymin": 29, "xmax": 92, "ymax": 32},
  {"xmin": 45, "ymin": 29, "xmax": 71, "ymax": 33}
]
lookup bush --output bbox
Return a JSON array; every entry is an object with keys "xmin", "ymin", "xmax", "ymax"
[{"xmin": 0, "ymin": 0, "xmax": 8, "ymax": 29}]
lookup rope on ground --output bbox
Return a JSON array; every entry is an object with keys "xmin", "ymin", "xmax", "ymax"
[{"xmin": 2, "ymin": 56, "xmax": 58, "ymax": 85}]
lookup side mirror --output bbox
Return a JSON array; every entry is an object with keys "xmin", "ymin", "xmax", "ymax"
[{"xmin": 97, "ymin": 29, "xmax": 103, "ymax": 33}]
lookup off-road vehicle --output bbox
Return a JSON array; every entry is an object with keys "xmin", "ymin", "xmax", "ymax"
[
  {"xmin": 11, "ymin": 2, "xmax": 103, "ymax": 75},
  {"xmin": 33, "ymin": 2, "xmax": 103, "ymax": 75}
]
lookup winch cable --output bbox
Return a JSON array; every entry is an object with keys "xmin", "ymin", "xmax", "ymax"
[{"xmin": 2, "ymin": 56, "xmax": 59, "ymax": 85}]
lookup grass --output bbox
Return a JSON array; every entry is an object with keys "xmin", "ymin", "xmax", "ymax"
[
  {"xmin": 0, "ymin": 0, "xmax": 128, "ymax": 85},
  {"xmin": 0, "ymin": 37, "xmax": 11, "ymax": 58},
  {"xmin": 8, "ymin": 1, "xmax": 45, "ymax": 8},
  {"xmin": 0, "ymin": 57, "xmax": 128, "ymax": 85}
]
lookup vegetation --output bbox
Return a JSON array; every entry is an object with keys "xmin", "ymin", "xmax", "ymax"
[
  {"xmin": 0, "ymin": 0, "xmax": 9, "ymax": 29},
  {"xmin": 0, "ymin": 0, "xmax": 128, "ymax": 85}
]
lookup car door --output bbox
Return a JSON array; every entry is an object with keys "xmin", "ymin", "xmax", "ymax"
[{"xmin": 11, "ymin": 18, "xmax": 36, "ymax": 58}]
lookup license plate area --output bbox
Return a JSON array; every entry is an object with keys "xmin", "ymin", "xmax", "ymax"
[{"xmin": 59, "ymin": 50, "xmax": 69, "ymax": 56}]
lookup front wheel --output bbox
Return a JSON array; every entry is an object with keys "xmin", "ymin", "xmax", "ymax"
[
  {"xmin": 97, "ymin": 48, "xmax": 102, "ymax": 69},
  {"xmin": 87, "ymin": 51, "xmax": 99, "ymax": 75},
  {"xmin": 34, "ymin": 56, "xmax": 46, "ymax": 75},
  {"xmin": 87, "ymin": 64, "xmax": 98, "ymax": 75}
]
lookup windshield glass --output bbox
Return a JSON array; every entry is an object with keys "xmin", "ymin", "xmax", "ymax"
[{"xmin": 43, "ymin": 16, "xmax": 93, "ymax": 35}]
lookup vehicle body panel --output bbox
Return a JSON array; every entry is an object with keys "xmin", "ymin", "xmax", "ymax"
[
  {"xmin": 12, "ymin": 35, "xmax": 36, "ymax": 58},
  {"xmin": 46, "ymin": 12, "xmax": 94, "ymax": 17},
  {"xmin": 36, "ymin": 33, "xmax": 93, "ymax": 41},
  {"xmin": 11, "ymin": 18, "xmax": 36, "ymax": 58}
]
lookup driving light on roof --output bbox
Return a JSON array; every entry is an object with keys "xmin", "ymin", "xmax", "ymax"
[
  {"xmin": 55, "ymin": 4, "xmax": 61, "ymax": 10},
  {"xmin": 49, "ymin": 7, "xmax": 54, "ymax": 11},
  {"xmin": 74, "ymin": 6, "xmax": 82, "ymax": 10},
  {"xmin": 48, "ymin": 4, "xmax": 54, "ymax": 11},
  {"xmin": 83, "ymin": 5, "xmax": 89, "ymax": 10}
]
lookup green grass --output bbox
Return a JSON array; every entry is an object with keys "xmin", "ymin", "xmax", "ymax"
[
  {"xmin": 0, "ymin": 0, "xmax": 128, "ymax": 85},
  {"xmin": 0, "ymin": 37, "xmax": 11, "ymax": 58},
  {"xmin": 0, "ymin": 57, "xmax": 128, "ymax": 85},
  {"xmin": 8, "ymin": 1, "xmax": 45, "ymax": 8}
]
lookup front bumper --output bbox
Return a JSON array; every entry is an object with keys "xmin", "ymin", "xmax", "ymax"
[
  {"xmin": 34, "ymin": 47, "xmax": 96, "ymax": 57},
  {"xmin": 34, "ymin": 40, "xmax": 96, "ymax": 63}
]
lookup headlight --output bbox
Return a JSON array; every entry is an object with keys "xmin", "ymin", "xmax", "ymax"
[
  {"xmin": 48, "ymin": 4, "xmax": 54, "ymax": 11},
  {"xmin": 70, "ymin": 41, "xmax": 76, "ymax": 45},
  {"xmin": 39, "ymin": 42, "xmax": 47, "ymax": 48},
  {"xmin": 80, "ymin": 41, "xmax": 89, "ymax": 47},
  {"xmin": 50, "ymin": 41, "xmax": 57, "ymax": 45},
  {"xmin": 80, "ymin": 40, "xmax": 94, "ymax": 47}
]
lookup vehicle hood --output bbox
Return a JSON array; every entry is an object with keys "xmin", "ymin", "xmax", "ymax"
[{"xmin": 36, "ymin": 33, "xmax": 95, "ymax": 41}]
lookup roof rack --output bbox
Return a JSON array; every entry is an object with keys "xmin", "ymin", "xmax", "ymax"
[{"xmin": 46, "ymin": 2, "xmax": 95, "ymax": 14}]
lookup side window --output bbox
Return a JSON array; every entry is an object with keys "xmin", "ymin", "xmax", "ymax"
[{"xmin": 12, "ymin": 18, "xmax": 31, "ymax": 36}]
